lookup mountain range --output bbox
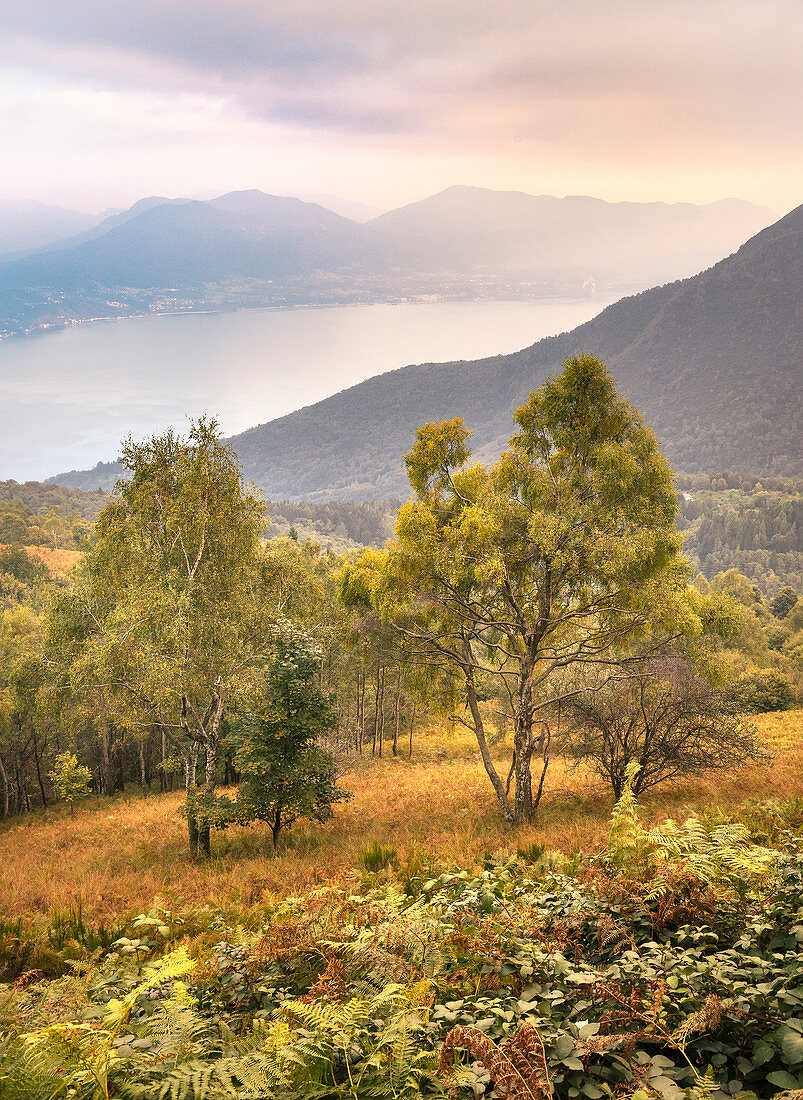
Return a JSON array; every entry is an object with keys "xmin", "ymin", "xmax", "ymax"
[
  {"xmin": 0, "ymin": 186, "xmax": 773, "ymax": 336},
  {"xmin": 0, "ymin": 201, "xmax": 103, "ymax": 259},
  {"xmin": 54, "ymin": 202, "xmax": 803, "ymax": 496}
]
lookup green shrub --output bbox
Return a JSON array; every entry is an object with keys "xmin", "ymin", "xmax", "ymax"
[
  {"xmin": 47, "ymin": 903, "xmax": 124, "ymax": 953},
  {"xmin": 733, "ymin": 669, "xmax": 797, "ymax": 712},
  {"xmin": 516, "ymin": 841, "xmax": 546, "ymax": 864},
  {"xmin": 399, "ymin": 844, "xmax": 438, "ymax": 897},
  {"xmin": 360, "ymin": 839, "xmax": 397, "ymax": 872},
  {"xmin": 738, "ymin": 797, "xmax": 803, "ymax": 844},
  {"xmin": 48, "ymin": 752, "xmax": 92, "ymax": 810}
]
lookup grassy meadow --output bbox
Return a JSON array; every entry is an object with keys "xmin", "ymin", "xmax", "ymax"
[{"xmin": 2, "ymin": 709, "xmax": 800, "ymax": 928}]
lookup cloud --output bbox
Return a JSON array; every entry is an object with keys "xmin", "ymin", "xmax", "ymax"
[
  {"xmin": 2, "ymin": 0, "xmax": 801, "ymax": 148},
  {"xmin": 0, "ymin": 0, "xmax": 800, "ymax": 213}
]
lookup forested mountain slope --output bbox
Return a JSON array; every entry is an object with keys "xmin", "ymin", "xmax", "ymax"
[
  {"xmin": 226, "ymin": 202, "xmax": 802, "ymax": 496},
  {"xmin": 17, "ymin": 475, "xmax": 803, "ymax": 595},
  {"xmin": 53, "ymin": 204, "xmax": 802, "ymax": 497}
]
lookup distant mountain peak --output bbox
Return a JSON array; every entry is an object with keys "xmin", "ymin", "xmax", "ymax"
[
  {"xmin": 0, "ymin": 183, "xmax": 779, "ymax": 340},
  {"xmin": 51, "ymin": 203, "xmax": 802, "ymax": 498}
]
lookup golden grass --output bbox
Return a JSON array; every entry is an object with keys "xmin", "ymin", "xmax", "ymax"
[
  {"xmin": 24, "ymin": 545, "xmax": 82, "ymax": 577},
  {"xmin": 1, "ymin": 710, "xmax": 800, "ymax": 925},
  {"xmin": 0, "ymin": 544, "xmax": 82, "ymax": 577}
]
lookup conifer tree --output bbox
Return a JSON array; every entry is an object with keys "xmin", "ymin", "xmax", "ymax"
[{"xmin": 227, "ymin": 626, "xmax": 348, "ymax": 848}]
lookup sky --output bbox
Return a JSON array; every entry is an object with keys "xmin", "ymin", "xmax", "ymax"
[{"xmin": 1, "ymin": 0, "xmax": 802, "ymax": 214}]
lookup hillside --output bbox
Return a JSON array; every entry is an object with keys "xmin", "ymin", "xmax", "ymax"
[
  {"xmin": 30, "ymin": 472, "xmax": 801, "ymax": 596},
  {"xmin": 0, "ymin": 711, "xmax": 796, "ymax": 921},
  {"xmin": 0, "ymin": 187, "xmax": 773, "ymax": 336},
  {"xmin": 1, "ymin": 713, "xmax": 802, "ymax": 1097},
  {"xmin": 0, "ymin": 479, "xmax": 108, "ymax": 521},
  {"xmin": 0, "ymin": 192, "xmax": 381, "ymax": 290},
  {"xmin": 0, "ymin": 200, "xmax": 101, "ymax": 259},
  {"xmin": 48, "ymin": 204, "xmax": 802, "ymax": 495},
  {"xmin": 219, "ymin": 203, "xmax": 803, "ymax": 495},
  {"xmin": 369, "ymin": 186, "xmax": 773, "ymax": 288}
]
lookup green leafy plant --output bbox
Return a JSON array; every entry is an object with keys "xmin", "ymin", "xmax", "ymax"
[
  {"xmin": 48, "ymin": 752, "xmax": 92, "ymax": 813},
  {"xmin": 607, "ymin": 762, "xmax": 777, "ymax": 900}
]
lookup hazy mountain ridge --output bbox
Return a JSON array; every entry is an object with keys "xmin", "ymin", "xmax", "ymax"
[
  {"xmin": 0, "ymin": 186, "xmax": 774, "ymax": 337},
  {"xmin": 10, "ymin": 196, "xmax": 195, "ymax": 260},
  {"xmin": 0, "ymin": 194, "xmax": 383, "ymax": 288},
  {"xmin": 0, "ymin": 201, "xmax": 104, "ymax": 260},
  {"xmin": 51, "ymin": 204, "xmax": 802, "ymax": 497},
  {"xmin": 368, "ymin": 185, "xmax": 773, "ymax": 286}
]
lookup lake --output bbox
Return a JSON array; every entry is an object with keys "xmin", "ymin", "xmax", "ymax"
[{"xmin": 0, "ymin": 296, "xmax": 617, "ymax": 481}]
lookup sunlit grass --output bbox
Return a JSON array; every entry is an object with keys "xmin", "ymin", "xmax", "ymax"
[
  {"xmin": 16, "ymin": 545, "xmax": 82, "ymax": 576},
  {"xmin": 1, "ymin": 710, "xmax": 800, "ymax": 925}
]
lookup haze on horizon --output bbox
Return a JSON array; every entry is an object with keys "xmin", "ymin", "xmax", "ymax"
[{"xmin": 1, "ymin": 0, "xmax": 801, "ymax": 216}]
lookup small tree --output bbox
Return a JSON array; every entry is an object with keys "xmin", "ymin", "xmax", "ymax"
[
  {"xmin": 49, "ymin": 752, "xmax": 92, "ymax": 813},
  {"xmin": 770, "ymin": 586, "xmax": 799, "ymax": 619},
  {"xmin": 226, "ymin": 627, "xmax": 349, "ymax": 849},
  {"xmin": 562, "ymin": 656, "xmax": 762, "ymax": 798}
]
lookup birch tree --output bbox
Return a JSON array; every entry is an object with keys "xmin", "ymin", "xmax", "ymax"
[{"xmin": 55, "ymin": 417, "xmax": 270, "ymax": 857}]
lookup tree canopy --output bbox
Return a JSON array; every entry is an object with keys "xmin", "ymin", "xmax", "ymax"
[
  {"xmin": 49, "ymin": 417, "xmax": 272, "ymax": 856},
  {"xmin": 345, "ymin": 353, "xmax": 697, "ymax": 823}
]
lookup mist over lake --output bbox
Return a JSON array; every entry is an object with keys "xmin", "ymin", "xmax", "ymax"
[{"xmin": 0, "ymin": 297, "xmax": 617, "ymax": 482}]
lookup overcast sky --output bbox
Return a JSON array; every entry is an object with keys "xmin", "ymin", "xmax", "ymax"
[{"xmin": 2, "ymin": 0, "xmax": 801, "ymax": 214}]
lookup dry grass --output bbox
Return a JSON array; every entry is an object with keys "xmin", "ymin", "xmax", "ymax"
[
  {"xmin": 24, "ymin": 545, "xmax": 82, "ymax": 577},
  {"xmin": 0, "ymin": 710, "xmax": 800, "ymax": 925},
  {"xmin": 0, "ymin": 544, "xmax": 82, "ymax": 577}
]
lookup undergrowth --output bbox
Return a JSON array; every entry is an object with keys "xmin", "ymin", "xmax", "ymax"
[{"xmin": 2, "ymin": 776, "xmax": 802, "ymax": 1098}]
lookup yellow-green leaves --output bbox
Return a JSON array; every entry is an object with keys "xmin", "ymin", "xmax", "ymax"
[
  {"xmin": 349, "ymin": 354, "xmax": 692, "ymax": 824},
  {"xmin": 405, "ymin": 418, "xmax": 473, "ymax": 500}
]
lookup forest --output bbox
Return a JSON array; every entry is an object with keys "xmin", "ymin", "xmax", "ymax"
[
  {"xmin": 3, "ymin": 475, "xmax": 801, "ymax": 590},
  {"xmin": 1, "ymin": 354, "xmax": 802, "ymax": 1098}
]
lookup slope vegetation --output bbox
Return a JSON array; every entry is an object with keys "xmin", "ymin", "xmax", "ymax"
[{"xmin": 225, "ymin": 203, "xmax": 802, "ymax": 496}]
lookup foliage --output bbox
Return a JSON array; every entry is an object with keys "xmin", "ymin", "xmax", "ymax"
[
  {"xmin": 4, "ymin": 823, "xmax": 803, "ymax": 1098},
  {"xmin": 47, "ymin": 904, "xmax": 125, "ymax": 955},
  {"xmin": 348, "ymin": 353, "xmax": 693, "ymax": 825},
  {"xmin": 606, "ymin": 763, "xmax": 777, "ymax": 901},
  {"xmin": 265, "ymin": 498, "xmax": 398, "ymax": 551},
  {"xmin": 0, "ymin": 460, "xmax": 796, "ymax": 828},
  {"xmin": 0, "ymin": 547, "xmax": 48, "ymax": 586},
  {"xmin": 47, "ymin": 751, "xmax": 92, "ymax": 810},
  {"xmin": 215, "ymin": 626, "xmax": 350, "ymax": 848},
  {"xmin": 0, "ymin": 480, "xmax": 104, "ymax": 551},
  {"xmin": 49, "ymin": 417, "xmax": 272, "ymax": 857},
  {"xmin": 360, "ymin": 839, "xmax": 398, "ymax": 873},
  {"xmin": 438, "ymin": 1021, "xmax": 552, "ymax": 1098},
  {"xmin": 771, "ymin": 586, "xmax": 800, "ymax": 619},
  {"xmin": 732, "ymin": 669, "xmax": 797, "ymax": 713},
  {"xmin": 679, "ymin": 485, "xmax": 802, "ymax": 598},
  {"xmin": 3, "ymin": 725, "xmax": 803, "ymax": 1095}
]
